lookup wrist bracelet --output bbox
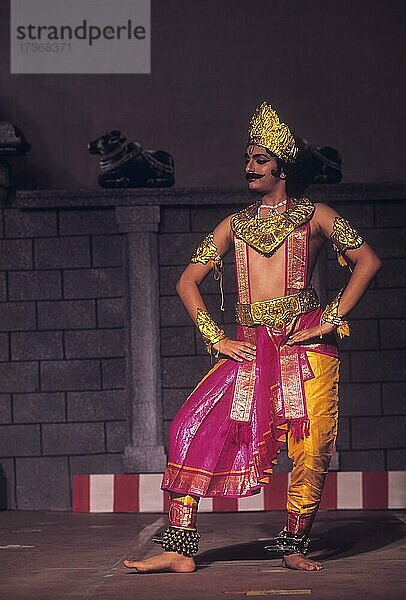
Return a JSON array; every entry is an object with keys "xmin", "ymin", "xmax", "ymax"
[
  {"xmin": 321, "ymin": 289, "xmax": 351, "ymax": 339},
  {"xmin": 196, "ymin": 308, "xmax": 226, "ymax": 355}
]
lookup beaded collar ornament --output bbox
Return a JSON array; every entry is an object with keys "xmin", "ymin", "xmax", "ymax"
[
  {"xmin": 230, "ymin": 197, "xmax": 314, "ymax": 256},
  {"xmin": 255, "ymin": 198, "xmax": 288, "ymax": 218}
]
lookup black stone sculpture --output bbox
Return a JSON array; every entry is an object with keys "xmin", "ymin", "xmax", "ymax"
[
  {"xmin": 0, "ymin": 122, "xmax": 31, "ymax": 201},
  {"xmin": 87, "ymin": 130, "xmax": 175, "ymax": 188},
  {"xmin": 286, "ymin": 137, "xmax": 343, "ymax": 197}
]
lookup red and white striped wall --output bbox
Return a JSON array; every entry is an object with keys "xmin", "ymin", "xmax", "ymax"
[{"xmin": 73, "ymin": 472, "xmax": 406, "ymax": 513}]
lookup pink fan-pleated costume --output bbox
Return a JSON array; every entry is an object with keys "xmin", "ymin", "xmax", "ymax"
[{"xmin": 161, "ymin": 206, "xmax": 338, "ymax": 499}]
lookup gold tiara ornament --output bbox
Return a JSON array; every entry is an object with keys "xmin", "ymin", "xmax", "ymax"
[{"xmin": 247, "ymin": 101, "xmax": 298, "ymax": 164}]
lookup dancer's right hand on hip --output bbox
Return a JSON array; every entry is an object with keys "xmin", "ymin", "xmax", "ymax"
[{"xmin": 212, "ymin": 338, "xmax": 256, "ymax": 362}]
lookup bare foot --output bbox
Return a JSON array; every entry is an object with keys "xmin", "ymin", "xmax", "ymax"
[
  {"xmin": 282, "ymin": 553, "xmax": 323, "ymax": 571},
  {"xmin": 123, "ymin": 551, "xmax": 196, "ymax": 573}
]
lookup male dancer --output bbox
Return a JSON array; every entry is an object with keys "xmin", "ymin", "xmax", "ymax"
[{"xmin": 124, "ymin": 102, "xmax": 381, "ymax": 573}]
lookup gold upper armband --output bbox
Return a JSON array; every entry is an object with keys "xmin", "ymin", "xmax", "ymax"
[
  {"xmin": 190, "ymin": 232, "xmax": 226, "ymax": 312},
  {"xmin": 190, "ymin": 232, "xmax": 221, "ymax": 265},
  {"xmin": 330, "ymin": 216, "xmax": 364, "ymax": 267}
]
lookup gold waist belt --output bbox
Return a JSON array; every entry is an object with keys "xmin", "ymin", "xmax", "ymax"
[{"xmin": 235, "ymin": 287, "xmax": 320, "ymax": 329}]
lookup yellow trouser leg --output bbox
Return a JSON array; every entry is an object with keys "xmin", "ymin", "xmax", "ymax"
[{"xmin": 286, "ymin": 351, "xmax": 339, "ymax": 535}]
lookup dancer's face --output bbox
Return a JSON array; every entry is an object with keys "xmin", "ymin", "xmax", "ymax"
[{"xmin": 244, "ymin": 144, "xmax": 284, "ymax": 194}]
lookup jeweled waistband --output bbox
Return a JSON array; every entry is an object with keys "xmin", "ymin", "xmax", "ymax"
[{"xmin": 235, "ymin": 287, "xmax": 320, "ymax": 329}]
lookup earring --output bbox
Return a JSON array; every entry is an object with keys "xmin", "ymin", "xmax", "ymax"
[{"xmin": 280, "ymin": 172, "xmax": 287, "ymax": 180}]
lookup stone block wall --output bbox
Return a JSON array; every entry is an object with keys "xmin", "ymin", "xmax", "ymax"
[
  {"xmin": 325, "ymin": 200, "xmax": 406, "ymax": 471},
  {"xmin": 0, "ymin": 207, "xmax": 127, "ymax": 509},
  {"xmin": 0, "ymin": 188, "xmax": 404, "ymax": 509}
]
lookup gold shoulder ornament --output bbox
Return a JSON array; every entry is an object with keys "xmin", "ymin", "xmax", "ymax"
[
  {"xmin": 230, "ymin": 197, "xmax": 315, "ymax": 256},
  {"xmin": 190, "ymin": 232, "xmax": 225, "ymax": 311},
  {"xmin": 190, "ymin": 232, "xmax": 220, "ymax": 265},
  {"xmin": 330, "ymin": 216, "xmax": 364, "ymax": 268}
]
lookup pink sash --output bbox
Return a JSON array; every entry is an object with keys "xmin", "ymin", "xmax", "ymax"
[{"xmin": 230, "ymin": 214, "xmax": 329, "ymax": 440}]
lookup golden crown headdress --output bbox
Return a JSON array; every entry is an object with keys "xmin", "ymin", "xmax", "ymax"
[{"xmin": 247, "ymin": 101, "xmax": 298, "ymax": 164}]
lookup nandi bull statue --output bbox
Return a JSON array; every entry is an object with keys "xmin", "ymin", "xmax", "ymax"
[{"xmin": 87, "ymin": 130, "xmax": 175, "ymax": 188}]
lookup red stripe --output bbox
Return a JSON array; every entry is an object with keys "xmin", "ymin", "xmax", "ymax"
[
  {"xmin": 113, "ymin": 474, "xmax": 140, "ymax": 512},
  {"xmin": 264, "ymin": 473, "xmax": 288, "ymax": 510},
  {"xmin": 73, "ymin": 475, "xmax": 90, "ymax": 512},
  {"xmin": 212, "ymin": 497, "xmax": 238, "ymax": 512},
  {"xmin": 320, "ymin": 472, "xmax": 337, "ymax": 509},
  {"xmin": 362, "ymin": 472, "xmax": 388, "ymax": 509},
  {"xmin": 163, "ymin": 491, "xmax": 171, "ymax": 513}
]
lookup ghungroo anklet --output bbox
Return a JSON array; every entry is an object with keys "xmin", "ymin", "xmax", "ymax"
[
  {"xmin": 264, "ymin": 529, "xmax": 310, "ymax": 556},
  {"xmin": 160, "ymin": 526, "xmax": 200, "ymax": 557}
]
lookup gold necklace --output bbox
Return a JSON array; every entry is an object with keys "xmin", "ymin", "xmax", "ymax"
[{"xmin": 230, "ymin": 197, "xmax": 315, "ymax": 256}]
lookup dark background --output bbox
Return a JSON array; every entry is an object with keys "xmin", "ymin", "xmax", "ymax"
[{"xmin": 0, "ymin": 0, "xmax": 405, "ymax": 188}]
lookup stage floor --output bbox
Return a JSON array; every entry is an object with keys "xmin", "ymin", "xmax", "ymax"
[{"xmin": 0, "ymin": 510, "xmax": 404, "ymax": 599}]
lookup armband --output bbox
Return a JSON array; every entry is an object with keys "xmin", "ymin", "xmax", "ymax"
[
  {"xmin": 330, "ymin": 216, "xmax": 364, "ymax": 268},
  {"xmin": 196, "ymin": 308, "xmax": 226, "ymax": 355},
  {"xmin": 321, "ymin": 289, "xmax": 350, "ymax": 339},
  {"xmin": 190, "ymin": 232, "xmax": 221, "ymax": 265},
  {"xmin": 190, "ymin": 232, "xmax": 225, "ymax": 311}
]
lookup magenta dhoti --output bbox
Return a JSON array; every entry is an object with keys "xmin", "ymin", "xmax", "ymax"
[
  {"xmin": 161, "ymin": 314, "xmax": 337, "ymax": 499},
  {"xmin": 162, "ymin": 205, "xmax": 339, "ymax": 499}
]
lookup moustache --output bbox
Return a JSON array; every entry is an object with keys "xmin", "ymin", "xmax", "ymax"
[{"xmin": 245, "ymin": 172, "xmax": 264, "ymax": 181}]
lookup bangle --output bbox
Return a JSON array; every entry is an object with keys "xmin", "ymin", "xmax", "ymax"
[
  {"xmin": 321, "ymin": 315, "xmax": 351, "ymax": 339},
  {"xmin": 321, "ymin": 290, "xmax": 351, "ymax": 339},
  {"xmin": 196, "ymin": 308, "xmax": 226, "ymax": 355},
  {"xmin": 213, "ymin": 341, "xmax": 221, "ymax": 359}
]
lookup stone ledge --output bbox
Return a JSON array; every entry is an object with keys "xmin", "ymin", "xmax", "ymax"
[{"xmin": 14, "ymin": 182, "xmax": 406, "ymax": 209}]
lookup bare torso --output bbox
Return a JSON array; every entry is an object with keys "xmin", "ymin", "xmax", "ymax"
[{"xmin": 234, "ymin": 210, "xmax": 324, "ymax": 302}]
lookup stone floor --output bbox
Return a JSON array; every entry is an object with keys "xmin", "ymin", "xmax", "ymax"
[{"xmin": 0, "ymin": 510, "xmax": 404, "ymax": 599}]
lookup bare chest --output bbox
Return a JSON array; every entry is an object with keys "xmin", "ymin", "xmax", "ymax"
[{"xmin": 232, "ymin": 226, "xmax": 324, "ymax": 302}]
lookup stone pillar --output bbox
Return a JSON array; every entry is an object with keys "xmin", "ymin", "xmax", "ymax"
[{"xmin": 116, "ymin": 206, "xmax": 167, "ymax": 472}]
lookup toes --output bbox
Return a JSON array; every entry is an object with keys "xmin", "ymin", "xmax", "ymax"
[
  {"xmin": 123, "ymin": 560, "xmax": 140, "ymax": 569},
  {"xmin": 281, "ymin": 555, "xmax": 323, "ymax": 572},
  {"xmin": 305, "ymin": 562, "xmax": 322, "ymax": 571},
  {"xmin": 299, "ymin": 562, "xmax": 313, "ymax": 570}
]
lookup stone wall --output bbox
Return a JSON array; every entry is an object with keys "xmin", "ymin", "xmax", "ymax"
[
  {"xmin": 325, "ymin": 200, "xmax": 406, "ymax": 471},
  {"xmin": 0, "ymin": 186, "xmax": 404, "ymax": 509},
  {"xmin": 0, "ymin": 206, "xmax": 127, "ymax": 509}
]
